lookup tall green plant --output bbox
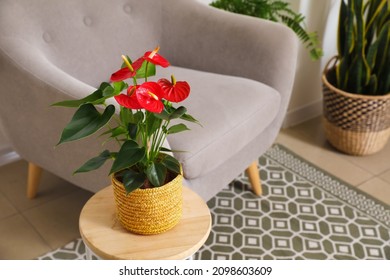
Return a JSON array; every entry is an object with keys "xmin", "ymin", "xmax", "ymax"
[
  {"xmin": 336, "ymin": 0, "xmax": 390, "ymax": 95},
  {"xmin": 210, "ymin": 0, "xmax": 323, "ymax": 60}
]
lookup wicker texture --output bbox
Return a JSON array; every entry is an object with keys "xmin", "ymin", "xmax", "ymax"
[
  {"xmin": 322, "ymin": 62, "xmax": 390, "ymax": 156},
  {"xmin": 112, "ymin": 174, "xmax": 183, "ymax": 235}
]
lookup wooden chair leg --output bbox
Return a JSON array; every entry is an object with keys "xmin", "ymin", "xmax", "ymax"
[
  {"xmin": 246, "ymin": 161, "xmax": 262, "ymax": 196},
  {"xmin": 27, "ymin": 162, "xmax": 42, "ymax": 199}
]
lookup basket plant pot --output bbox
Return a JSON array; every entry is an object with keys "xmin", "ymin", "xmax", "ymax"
[
  {"xmin": 111, "ymin": 171, "xmax": 183, "ymax": 235},
  {"xmin": 322, "ymin": 61, "xmax": 390, "ymax": 156}
]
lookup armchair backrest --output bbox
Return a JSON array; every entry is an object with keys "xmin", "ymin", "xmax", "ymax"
[{"xmin": 0, "ymin": 0, "xmax": 163, "ymax": 85}]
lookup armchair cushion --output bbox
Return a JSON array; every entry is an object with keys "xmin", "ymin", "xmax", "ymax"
[
  {"xmin": 0, "ymin": 0, "xmax": 298, "ymax": 201},
  {"xmin": 156, "ymin": 66, "xmax": 280, "ymax": 179}
]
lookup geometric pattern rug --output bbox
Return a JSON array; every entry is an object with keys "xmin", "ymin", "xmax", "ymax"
[{"xmin": 38, "ymin": 144, "xmax": 390, "ymax": 260}]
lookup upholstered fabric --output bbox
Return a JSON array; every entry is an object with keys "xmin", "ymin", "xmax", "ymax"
[
  {"xmin": 0, "ymin": 0, "xmax": 298, "ymax": 201},
  {"xmin": 155, "ymin": 67, "xmax": 280, "ymax": 179}
]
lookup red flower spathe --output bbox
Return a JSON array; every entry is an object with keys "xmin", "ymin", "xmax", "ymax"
[
  {"xmin": 158, "ymin": 78, "xmax": 190, "ymax": 103},
  {"xmin": 114, "ymin": 82, "xmax": 164, "ymax": 113},
  {"xmin": 143, "ymin": 49, "xmax": 170, "ymax": 68},
  {"xmin": 110, "ymin": 57, "xmax": 144, "ymax": 82},
  {"xmin": 114, "ymin": 86, "xmax": 142, "ymax": 110}
]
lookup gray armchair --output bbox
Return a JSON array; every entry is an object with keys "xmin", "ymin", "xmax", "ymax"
[{"xmin": 0, "ymin": 0, "xmax": 298, "ymax": 201}]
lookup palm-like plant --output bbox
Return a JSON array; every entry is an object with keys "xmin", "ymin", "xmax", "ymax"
[
  {"xmin": 336, "ymin": 0, "xmax": 389, "ymax": 95},
  {"xmin": 210, "ymin": 0, "xmax": 323, "ymax": 60}
]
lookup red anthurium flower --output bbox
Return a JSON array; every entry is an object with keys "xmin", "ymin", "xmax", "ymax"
[
  {"xmin": 110, "ymin": 67, "xmax": 136, "ymax": 82},
  {"xmin": 158, "ymin": 76, "xmax": 190, "ymax": 103},
  {"xmin": 143, "ymin": 46, "xmax": 170, "ymax": 68},
  {"xmin": 136, "ymin": 82, "xmax": 165, "ymax": 113},
  {"xmin": 114, "ymin": 86, "xmax": 142, "ymax": 110},
  {"xmin": 110, "ymin": 55, "xmax": 143, "ymax": 82}
]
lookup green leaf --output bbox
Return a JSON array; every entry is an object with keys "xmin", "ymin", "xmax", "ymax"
[
  {"xmin": 110, "ymin": 140, "xmax": 145, "ymax": 174},
  {"xmin": 102, "ymin": 85, "xmax": 114, "ymax": 97},
  {"xmin": 154, "ymin": 109, "xmax": 170, "ymax": 121},
  {"xmin": 122, "ymin": 169, "xmax": 146, "ymax": 194},
  {"xmin": 127, "ymin": 123, "xmax": 138, "ymax": 140},
  {"xmin": 180, "ymin": 113, "xmax": 201, "ymax": 126},
  {"xmin": 169, "ymin": 106, "xmax": 187, "ymax": 120},
  {"xmin": 57, "ymin": 104, "xmax": 115, "ymax": 145},
  {"xmin": 146, "ymin": 113, "xmax": 162, "ymax": 137},
  {"xmin": 337, "ymin": 0, "xmax": 348, "ymax": 57},
  {"xmin": 133, "ymin": 111, "xmax": 144, "ymax": 124},
  {"xmin": 120, "ymin": 107, "xmax": 133, "ymax": 125},
  {"xmin": 100, "ymin": 126, "xmax": 127, "ymax": 138},
  {"xmin": 113, "ymin": 81, "xmax": 127, "ymax": 94},
  {"xmin": 146, "ymin": 162, "xmax": 167, "ymax": 187},
  {"xmin": 135, "ymin": 60, "xmax": 156, "ymax": 79},
  {"xmin": 161, "ymin": 154, "xmax": 181, "ymax": 174},
  {"xmin": 51, "ymin": 89, "xmax": 103, "ymax": 107},
  {"xmin": 73, "ymin": 150, "xmax": 112, "ymax": 174},
  {"xmin": 167, "ymin": 123, "xmax": 190, "ymax": 134}
]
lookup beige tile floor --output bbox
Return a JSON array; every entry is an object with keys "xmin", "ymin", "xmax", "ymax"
[{"xmin": 0, "ymin": 116, "xmax": 389, "ymax": 259}]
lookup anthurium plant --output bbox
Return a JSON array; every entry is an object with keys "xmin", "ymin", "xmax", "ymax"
[{"xmin": 53, "ymin": 47, "xmax": 198, "ymax": 194}]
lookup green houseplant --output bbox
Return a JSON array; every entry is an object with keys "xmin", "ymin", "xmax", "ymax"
[
  {"xmin": 53, "ymin": 47, "xmax": 199, "ymax": 234},
  {"xmin": 210, "ymin": 0, "xmax": 323, "ymax": 60},
  {"xmin": 322, "ymin": 0, "xmax": 390, "ymax": 155}
]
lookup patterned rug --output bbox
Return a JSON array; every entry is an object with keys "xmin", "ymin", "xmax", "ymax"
[{"xmin": 39, "ymin": 144, "xmax": 390, "ymax": 260}]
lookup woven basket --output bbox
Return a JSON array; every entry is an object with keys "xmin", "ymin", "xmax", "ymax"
[
  {"xmin": 322, "ymin": 57, "xmax": 390, "ymax": 156},
  {"xmin": 112, "ymin": 172, "xmax": 183, "ymax": 235}
]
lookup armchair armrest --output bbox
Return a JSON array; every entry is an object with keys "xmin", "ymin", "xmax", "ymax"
[{"xmin": 161, "ymin": 0, "xmax": 299, "ymax": 109}]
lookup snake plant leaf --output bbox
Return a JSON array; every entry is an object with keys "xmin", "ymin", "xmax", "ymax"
[
  {"xmin": 337, "ymin": 0, "xmax": 355, "ymax": 90},
  {"xmin": 368, "ymin": 74, "xmax": 378, "ymax": 93},
  {"xmin": 122, "ymin": 169, "xmax": 146, "ymax": 194},
  {"xmin": 337, "ymin": 0, "xmax": 348, "ymax": 57},
  {"xmin": 377, "ymin": 23, "xmax": 390, "ymax": 94},
  {"xmin": 146, "ymin": 162, "xmax": 167, "ymax": 187},
  {"xmin": 109, "ymin": 140, "xmax": 145, "ymax": 175},
  {"xmin": 366, "ymin": 1, "xmax": 379, "ymax": 44},
  {"xmin": 73, "ymin": 150, "xmax": 113, "ymax": 174},
  {"xmin": 335, "ymin": 0, "xmax": 389, "ymax": 95},
  {"xmin": 368, "ymin": 21, "xmax": 389, "ymax": 71},
  {"xmin": 374, "ymin": 22, "xmax": 389, "ymax": 76},
  {"xmin": 57, "ymin": 104, "xmax": 115, "ymax": 145}
]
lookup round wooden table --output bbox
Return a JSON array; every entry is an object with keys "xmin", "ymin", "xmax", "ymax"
[{"xmin": 79, "ymin": 185, "xmax": 211, "ymax": 260}]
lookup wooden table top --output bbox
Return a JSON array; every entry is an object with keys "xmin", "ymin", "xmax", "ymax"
[{"xmin": 79, "ymin": 185, "xmax": 211, "ymax": 260}]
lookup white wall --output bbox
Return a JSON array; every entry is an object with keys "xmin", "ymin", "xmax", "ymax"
[{"xmin": 284, "ymin": 0, "xmax": 338, "ymax": 127}]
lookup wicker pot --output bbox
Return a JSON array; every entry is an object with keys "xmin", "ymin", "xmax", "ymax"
[
  {"xmin": 322, "ymin": 58, "xmax": 390, "ymax": 156},
  {"xmin": 112, "ymin": 172, "xmax": 183, "ymax": 235}
]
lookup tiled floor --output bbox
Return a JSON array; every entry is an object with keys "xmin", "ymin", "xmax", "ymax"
[{"xmin": 0, "ymin": 117, "xmax": 389, "ymax": 259}]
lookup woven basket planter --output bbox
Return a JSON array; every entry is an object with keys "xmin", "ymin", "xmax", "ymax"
[
  {"xmin": 112, "ymin": 172, "xmax": 183, "ymax": 235},
  {"xmin": 322, "ymin": 59, "xmax": 390, "ymax": 156}
]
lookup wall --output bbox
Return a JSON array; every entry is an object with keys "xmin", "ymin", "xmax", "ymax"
[{"xmin": 284, "ymin": 0, "xmax": 339, "ymax": 127}]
